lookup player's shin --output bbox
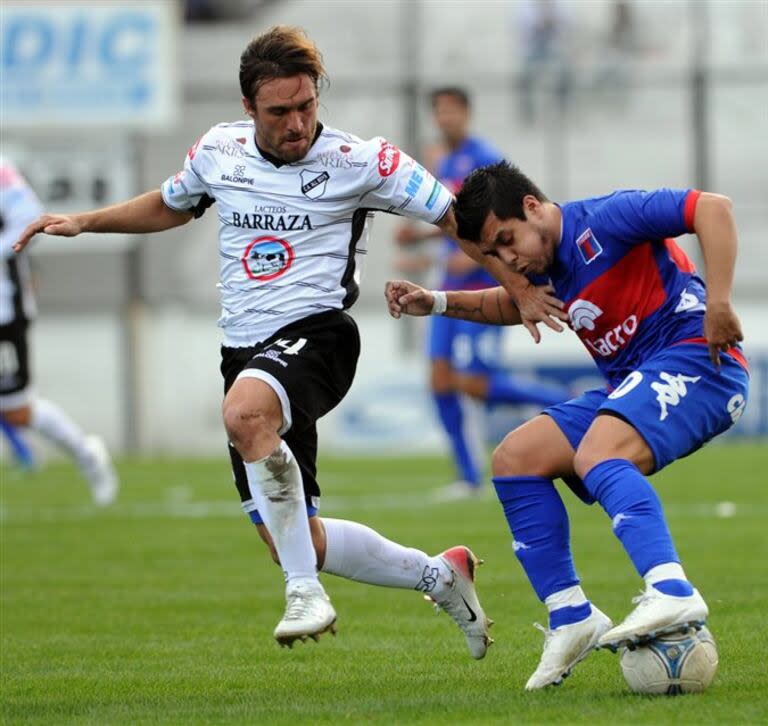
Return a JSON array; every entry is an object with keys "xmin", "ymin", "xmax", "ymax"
[
  {"xmin": 493, "ymin": 476, "xmax": 588, "ymax": 626},
  {"xmin": 320, "ymin": 518, "xmax": 450, "ymax": 593},
  {"xmin": 583, "ymin": 459, "xmax": 692, "ymax": 594},
  {"xmin": 433, "ymin": 392, "xmax": 483, "ymax": 487},
  {"xmin": 244, "ymin": 441, "xmax": 318, "ymax": 584}
]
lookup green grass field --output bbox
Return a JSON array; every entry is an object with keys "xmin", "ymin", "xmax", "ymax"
[{"xmin": 2, "ymin": 443, "xmax": 767, "ymax": 725}]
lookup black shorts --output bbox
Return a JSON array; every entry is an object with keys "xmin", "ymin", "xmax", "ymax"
[
  {"xmin": 0, "ymin": 318, "xmax": 31, "ymax": 408},
  {"xmin": 221, "ymin": 309, "xmax": 360, "ymax": 506}
]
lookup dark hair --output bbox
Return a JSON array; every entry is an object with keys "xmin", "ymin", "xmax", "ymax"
[
  {"xmin": 430, "ymin": 86, "xmax": 470, "ymax": 109},
  {"xmin": 454, "ymin": 161, "xmax": 548, "ymax": 241},
  {"xmin": 239, "ymin": 25, "xmax": 327, "ymax": 102}
]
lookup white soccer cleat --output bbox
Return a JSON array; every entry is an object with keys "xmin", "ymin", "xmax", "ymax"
[
  {"xmin": 79, "ymin": 435, "xmax": 119, "ymax": 507},
  {"xmin": 429, "ymin": 546, "xmax": 493, "ymax": 659},
  {"xmin": 525, "ymin": 605, "xmax": 613, "ymax": 690},
  {"xmin": 273, "ymin": 580, "xmax": 337, "ymax": 647},
  {"xmin": 598, "ymin": 587, "xmax": 708, "ymax": 651}
]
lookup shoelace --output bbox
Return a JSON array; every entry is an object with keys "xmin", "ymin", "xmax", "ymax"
[
  {"xmin": 284, "ymin": 590, "xmax": 314, "ymax": 620},
  {"xmin": 533, "ymin": 622, "xmax": 553, "ymax": 651},
  {"xmin": 623, "ymin": 589, "xmax": 657, "ymax": 624}
]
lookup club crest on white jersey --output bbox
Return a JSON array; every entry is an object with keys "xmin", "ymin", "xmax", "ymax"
[{"xmin": 161, "ymin": 122, "xmax": 452, "ymax": 347}]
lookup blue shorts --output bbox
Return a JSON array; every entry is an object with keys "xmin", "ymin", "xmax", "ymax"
[
  {"xmin": 546, "ymin": 343, "xmax": 749, "ymax": 476},
  {"xmin": 428, "ymin": 314, "xmax": 502, "ymax": 375}
]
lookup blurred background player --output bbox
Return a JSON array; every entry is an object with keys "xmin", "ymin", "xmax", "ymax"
[
  {"xmin": 396, "ymin": 87, "xmax": 569, "ymax": 500},
  {"xmin": 0, "ymin": 158, "xmax": 118, "ymax": 505}
]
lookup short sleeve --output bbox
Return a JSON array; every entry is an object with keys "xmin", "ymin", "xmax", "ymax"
[
  {"xmin": 160, "ymin": 133, "xmax": 214, "ymax": 214},
  {"xmin": 0, "ymin": 161, "xmax": 44, "ymax": 258},
  {"xmin": 593, "ymin": 188, "xmax": 700, "ymax": 246},
  {"xmin": 357, "ymin": 137, "xmax": 453, "ymax": 224}
]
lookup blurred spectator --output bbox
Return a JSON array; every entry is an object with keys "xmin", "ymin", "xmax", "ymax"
[
  {"xmin": 185, "ymin": 0, "xmax": 277, "ymax": 24},
  {"xmin": 515, "ymin": 0, "xmax": 574, "ymax": 125},
  {"xmin": 592, "ymin": 0, "xmax": 637, "ymax": 112}
]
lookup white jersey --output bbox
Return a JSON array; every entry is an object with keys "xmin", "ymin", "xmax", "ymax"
[
  {"xmin": 161, "ymin": 121, "xmax": 453, "ymax": 347},
  {"xmin": 0, "ymin": 158, "xmax": 41, "ymax": 325}
]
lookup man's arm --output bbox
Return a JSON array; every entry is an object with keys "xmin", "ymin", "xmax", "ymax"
[
  {"xmin": 385, "ymin": 279, "xmax": 523, "ymax": 325},
  {"xmin": 692, "ymin": 192, "xmax": 744, "ymax": 365},
  {"xmin": 434, "ymin": 206, "xmax": 567, "ymax": 342},
  {"xmin": 13, "ymin": 190, "xmax": 193, "ymax": 252}
]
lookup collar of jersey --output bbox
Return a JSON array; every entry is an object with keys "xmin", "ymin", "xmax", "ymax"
[{"xmin": 255, "ymin": 122, "xmax": 325, "ymax": 168}]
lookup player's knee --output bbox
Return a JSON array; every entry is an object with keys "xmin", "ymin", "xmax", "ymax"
[
  {"xmin": 222, "ymin": 403, "xmax": 274, "ymax": 450},
  {"xmin": 491, "ymin": 435, "xmax": 528, "ymax": 477},
  {"xmin": 573, "ymin": 446, "xmax": 601, "ymax": 481},
  {"xmin": 454, "ymin": 374, "xmax": 487, "ymax": 400},
  {"xmin": 1, "ymin": 406, "xmax": 31, "ymax": 427},
  {"xmin": 430, "ymin": 364, "xmax": 455, "ymax": 394}
]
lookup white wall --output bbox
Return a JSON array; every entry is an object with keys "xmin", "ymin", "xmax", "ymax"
[{"xmin": 23, "ymin": 302, "xmax": 768, "ymax": 456}]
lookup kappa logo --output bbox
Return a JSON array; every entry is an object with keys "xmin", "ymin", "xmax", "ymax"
[
  {"xmin": 612, "ymin": 513, "xmax": 632, "ymax": 530},
  {"xmin": 727, "ymin": 393, "xmax": 746, "ymax": 424},
  {"xmin": 568, "ymin": 299, "xmax": 603, "ymax": 331},
  {"xmin": 300, "ymin": 169, "xmax": 330, "ymax": 199},
  {"xmin": 651, "ymin": 371, "xmax": 701, "ymax": 421},
  {"xmin": 674, "ymin": 289, "xmax": 706, "ymax": 314}
]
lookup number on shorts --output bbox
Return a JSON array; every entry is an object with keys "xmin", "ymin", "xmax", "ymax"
[{"xmin": 272, "ymin": 338, "xmax": 307, "ymax": 356}]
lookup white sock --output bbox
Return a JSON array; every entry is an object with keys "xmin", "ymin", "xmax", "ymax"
[
  {"xmin": 644, "ymin": 562, "xmax": 688, "ymax": 586},
  {"xmin": 244, "ymin": 441, "xmax": 318, "ymax": 586},
  {"xmin": 321, "ymin": 518, "xmax": 451, "ymax": 596},
  {"xmin": 29, "ymin": 398, "xmax": 90, "ymax": 461},
  {"xmin": 544, "ymin": 585, "xmax": 589, "ymax": 613}
]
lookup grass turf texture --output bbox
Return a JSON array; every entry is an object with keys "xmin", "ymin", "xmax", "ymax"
[{"xmin": 1, "ymin": 443, "xmax": 767, "ymax": 725}]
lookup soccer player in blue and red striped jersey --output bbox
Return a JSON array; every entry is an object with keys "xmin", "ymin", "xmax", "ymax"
[{"xmin": 386, "ymin": 161, "xmax": 748, "ymax": 689}]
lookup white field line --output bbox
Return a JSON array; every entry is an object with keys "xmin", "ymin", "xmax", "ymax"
[{"xmin": 0, "ymin": 495, "xmax": 764, "ymax": 524}]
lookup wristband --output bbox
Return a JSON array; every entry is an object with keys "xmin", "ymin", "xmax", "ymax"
[{"xmin": 431, "ymin": 290, "xmax": 447, "ymax": 315}]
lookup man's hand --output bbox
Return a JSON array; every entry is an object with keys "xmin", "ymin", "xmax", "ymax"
[
  {"xmin": 512, "ymin": 282, "xmax": 568, "ymax": 343},
  {"xmin": 13, "ymin": 214, "xmax": 83, "ymax": 253},
  {"xmin": 385, "ymin": 280, "xmax": 434, "ymax": 319},
  {"xmin": 704, "ymin": 300, "xmax": 744, "ymax": 367}
]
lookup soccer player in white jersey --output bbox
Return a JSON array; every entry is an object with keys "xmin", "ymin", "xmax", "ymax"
[
  {"xmin": 0, "ymin": 158, "xmax": 118, "ymax": 504},
  {"xmin": 14, "ymin": 26, "xmax": 563, "ymax": 652}
]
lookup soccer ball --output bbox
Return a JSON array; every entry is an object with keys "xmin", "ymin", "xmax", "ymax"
[{"xmin": 620, "ymin": 626, "xmax": 719, "ymax": 695}]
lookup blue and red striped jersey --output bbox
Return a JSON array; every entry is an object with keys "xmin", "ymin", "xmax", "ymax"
[{"xmin": 549, "ymin": 188, "xmax": 708, "ymax": 387}]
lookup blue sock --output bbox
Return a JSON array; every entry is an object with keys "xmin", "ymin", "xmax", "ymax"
[
  {"xmin": 549, "ymin": 602, "xmax": 592, "ymax": 629},
  {"xmin": 493, "ymin": 476, "xmax": 580, "ymax": 601},
  {"xmin": 583, "ymin": 459, "xmax": 684, "ymax": 579},
  {"xmin": 486, "ymin": 372, "xmax": 569, "ymax": 408},
  {"xmin": 0, "ymin": 418, "xmax": 35, "ymax": 469},
  {"xmin": 434, "ymin": 392, "xmax": 481, "ymax": 486},
  {"xmin": 652, "ymin": 579, "xmax": 694, "ymax": 597}
]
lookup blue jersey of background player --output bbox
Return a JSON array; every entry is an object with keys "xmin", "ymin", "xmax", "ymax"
[
  {"xmin": 396, "ymin": 90, "xmax": 568, "ymax": 501},
  {"xmin": 387, "ymin": 160, "xmax": 748, "ymax": 689}
]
